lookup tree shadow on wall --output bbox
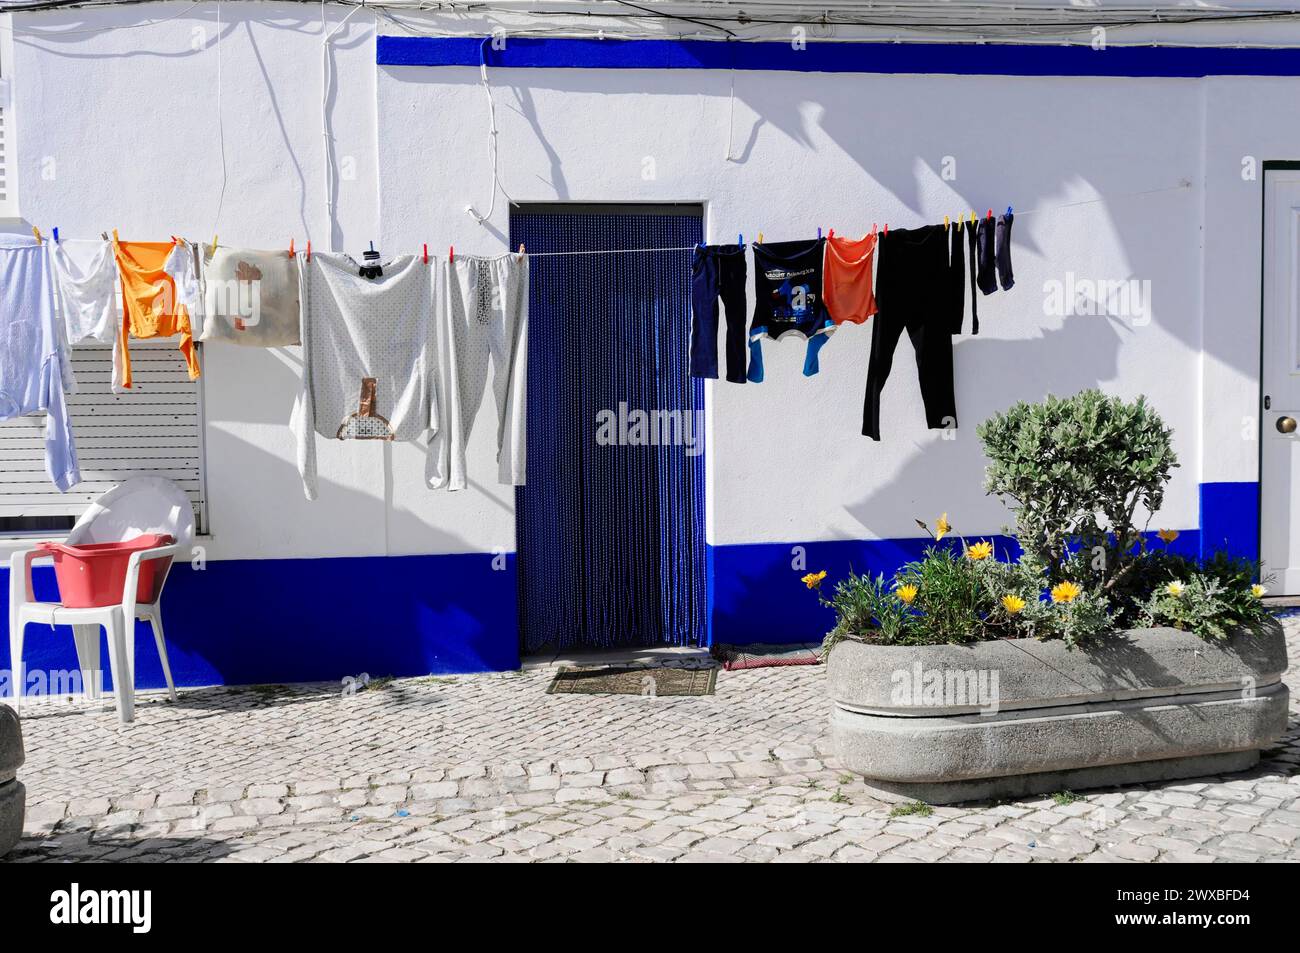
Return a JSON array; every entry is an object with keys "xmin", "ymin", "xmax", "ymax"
[{"xmin": 845, "ymin": 307, "xmax": 1131, "ymax": 530}]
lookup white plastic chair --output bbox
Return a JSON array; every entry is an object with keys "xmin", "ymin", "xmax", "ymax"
[{"xmin": 8, "ymin": 477, "xmax": 194, "ymax": 724}]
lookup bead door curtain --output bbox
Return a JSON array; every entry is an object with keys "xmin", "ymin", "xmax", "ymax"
[{"xmin": 511, "ymin": 205, "xmax": 707, "ymax": 651}]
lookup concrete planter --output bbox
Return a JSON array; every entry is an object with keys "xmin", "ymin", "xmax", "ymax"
[
  {"xmin": 0, "ymin": 706, "xmax": 24, "ymax": 857},
  {"xmin": 829, "ymin": 622, "xmax": 1290, "ymax": 804}
]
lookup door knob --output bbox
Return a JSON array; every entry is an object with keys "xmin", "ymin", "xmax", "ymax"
[{"xmin": 1278, "ymin": 416, "xmax": 1298, "ymax": 434}]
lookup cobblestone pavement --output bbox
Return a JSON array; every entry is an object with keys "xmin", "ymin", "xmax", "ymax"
[{"xmin": 4, "ymin": 621, "xmax": 1299, "ymax": 863}]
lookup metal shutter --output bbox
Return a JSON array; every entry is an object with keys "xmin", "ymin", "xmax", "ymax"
[{"xmin": 0, "ymin": 340, "xmax": 208, "ymax": 533}]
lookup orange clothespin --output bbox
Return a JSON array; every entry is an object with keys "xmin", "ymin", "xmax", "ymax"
[
  {"xmin": 306, "ymin": 240, "xmax": 312, "ymax": 262},
  {"xmin": 289, "ymin": 238, "xmax": 296, "ymax": 259},
  {"xmin": 517, "ymin": 243, "xmax": 526, "ymax": 259},
  {"xmin": 32, "ymin": 226, "xmax": 42, "ymax": 245}
]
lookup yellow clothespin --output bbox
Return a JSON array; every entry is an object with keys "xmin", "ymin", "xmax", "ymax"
[
  {"xmin": 32, "ymin": 226, "xmax": 42, "ymax": 245},
  {"xmin": 210, "ymin": 235, "xmax": 218, "ymax": 255},
  {"xmin": 969, "ymin": 211, "xmax": 976, "ymax": 226},
  {"xmin": 758, "ymin": 231, "xmax": 764, "ymax": 243},
  {"xmin": 944, "ymin": 215, "xmax": 950, "ymax": 230}
]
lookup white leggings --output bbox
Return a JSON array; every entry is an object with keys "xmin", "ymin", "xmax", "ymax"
[{"xmin": 431, "ymin": 253, "xmax": 529, "ymax": 491}]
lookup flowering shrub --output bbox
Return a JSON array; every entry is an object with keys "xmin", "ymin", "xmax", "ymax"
[{"xmin": 814, "ymin": 391, "xmax": 1274, "ymax": 651}]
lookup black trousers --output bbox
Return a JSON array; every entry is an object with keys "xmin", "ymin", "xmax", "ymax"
[
  {"xmin": 862, "ymin": 226, "xmax": 959, "ymax": 440},
  {"xmin": 689, "ymin": 244, "xmax": 748, "ymax": 384}
]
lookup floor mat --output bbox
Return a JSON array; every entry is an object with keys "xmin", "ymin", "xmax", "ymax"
[
  {"xmin": 546, "ymin": 665, "xmax": 717, "ymax": 696},
  {"xmin": 711, "ymin": 643, "xmax": 823, "ymax": 671}
]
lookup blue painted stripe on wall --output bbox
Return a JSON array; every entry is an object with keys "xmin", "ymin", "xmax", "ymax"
[
  {"xmin": 708, "ymin": 530, "xmax": 1207, "ymax": 646},
  {"xmin": 377, "ymin": 36, "xmax": 1300, "ymax": 78},
  {"xmin": 2, "ymin": 553, "xmax": 519, "ymax": 697},
  {"xmin": 1199, "ymin": 480, "xmax": 1261, "ymax": 563}
]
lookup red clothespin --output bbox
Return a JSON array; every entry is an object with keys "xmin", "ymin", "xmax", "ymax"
[
  {"xmin": 987, "ymin": 208, "xmax": 993, "ymax": 219},
  {"xmin": 828, "ymin": 228, "xmax": 835, "ymax": 240},
  {"xmin": 883, "ymin": 223, "xmax": 888, "ymax": 236},
  {"xmin": 306, "ymin": 240, "xmax": 312, "ymax": 262},
  {"xmin": 289, "ymin": 238, "xmax": 296, "ymax": 259}
]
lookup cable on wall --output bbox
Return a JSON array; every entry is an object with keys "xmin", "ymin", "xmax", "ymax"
[{"xmin": 466, "ymin": 35, "xmax": 505, "ymax": 226}]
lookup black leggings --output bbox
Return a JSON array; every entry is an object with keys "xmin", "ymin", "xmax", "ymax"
[{"xmin": 862, "ymin": 227, "xmax": 958, "ymax": 440}]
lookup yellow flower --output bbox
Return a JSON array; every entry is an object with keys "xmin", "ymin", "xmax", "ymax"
[
  {"xmin": 1050, "ymin": 581, "xmax": 1082, "ymax": 604},
  {"xmin": 934, "ymin": 513, "xmax": 951, "ymax": 541},
  {"xmin": 1251, "ymin": 584, "xmax": 1267, "ymax": 598},
  {"xmin": 801, "ymin": 570, "xmax": 827, "ymax": 590},
  {"xmin": 1001, "ymin": 594, "xmax": 1026, "ymax": 615},
  {"xmin": 1157, "ymin": 529, "xmax": 1179, "ymax": 544},
  {"xmin": 1165, "ymin": 581, "xmax": 1184, "ymax": 598},
  {"xmin": 966, "ymin": 541, "xmax": 993, "ymax": 561},
  {"xmin": 896, "ymin": 584, "xmax": 919, "ymax": 605}
]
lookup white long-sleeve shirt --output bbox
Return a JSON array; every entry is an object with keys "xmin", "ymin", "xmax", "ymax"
[{"xmin": 291, "ymin": 252, "xmax": 437, "ymax": 500}]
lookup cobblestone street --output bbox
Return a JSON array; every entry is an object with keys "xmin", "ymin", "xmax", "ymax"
[{"xmin": 4, "ymin": 620, "xmax": 1299, "ymax": 863}]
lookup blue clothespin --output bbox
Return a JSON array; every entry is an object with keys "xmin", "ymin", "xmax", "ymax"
[
  {"xmin": 817, "ymin": 227, "xmax": 822, "ymax": 239},
  {"xmin": 738, "ymin": 233, "xmax": 743, "ymax": 247},
  {"xmin": 1007, "ymin": 206, "xmax": 1013, "ymax": 216},
  {"xmin": 53, "ymin": 227, "xmax": 60, "ymax": 244}
]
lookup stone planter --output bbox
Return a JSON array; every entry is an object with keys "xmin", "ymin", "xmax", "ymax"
[
  {"xmin": 0, "ymin": 706, "xmax": 24, "ymax": 857},
  {"xmin": 828, "ymin": 622, "xmax": 1290, "ymax": 804}
]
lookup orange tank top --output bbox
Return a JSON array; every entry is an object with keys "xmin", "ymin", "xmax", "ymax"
[
  {"xmin": 113, "ymin": 232, "xmax": 201, "ymax": 388},
  {"xmin": 824, "ymin": 233, "xmax": 878, "ymax": 325}
]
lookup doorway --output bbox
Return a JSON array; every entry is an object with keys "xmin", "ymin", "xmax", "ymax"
[
  {"xmin": 511, "ymin": 204, "xmax": 708, "ymax": 651},
  {"xmin": 1261, "ymin": 167, "xmax": 1300, "ymax": 593}
]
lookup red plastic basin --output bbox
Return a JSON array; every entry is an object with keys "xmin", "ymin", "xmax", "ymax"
[{"xmin": 36, "ymin": 534, "xmax": 175, "ymax": 608}]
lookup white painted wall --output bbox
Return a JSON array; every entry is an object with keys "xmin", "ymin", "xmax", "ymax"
[{"xmin": 4, "ymin": 2, "xmax": 1283, "ymax": 561}]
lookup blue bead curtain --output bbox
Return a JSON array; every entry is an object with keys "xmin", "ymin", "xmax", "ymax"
[{"xmin": 511, "ymin": 206, "xmax": 707, "ymax": 652}]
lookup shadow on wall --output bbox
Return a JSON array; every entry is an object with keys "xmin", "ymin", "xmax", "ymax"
[{"xmin": 847, "ymin": 310, "xmax": 1131, "ymax": 528}]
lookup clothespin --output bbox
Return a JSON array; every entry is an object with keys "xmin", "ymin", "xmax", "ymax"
[
  {"xmin": 1006, "ymin": 206, "xmax": 1013, "ymax": 217},
  {"xmin": 53, "ymin": 227, "xmax": 60, "ymax": 244},
  {"xmin": 289, "ymin": 238, "xmax": 295, "ymax": 259},
  {"xmin": 210, "ymin": 235, "xmax": 219, "ymax": 254},
  {"xmin": 32, "ymin": 226, "xmax": 42, "ymax": 245},
  {"xmin": 101, "ymin": 231, "xmax": 110, "ymax": 241},
  {"xmin": 738, "ymin": 233, "xmax": 743, "ymax": 246},
  {"xmin": 970, "ymin": 211, "xmax": 976, "ymax": 225},
  {"xmin": 758, "ymin": 231, "xmax": 764, "ymax": 243},
  {"xmin": 817, "ymin": 227, "xmax": 822, "ymax": 239},
  {"xmin": 987, "ymin": 209, "xmax": 993, "ymax": 220},
  {"xmin": 517, "ymin": 243, "xmax": 526, "ymax": 259},
  {"xmin": 306, "ymin": 240, "xmax": 312, "ymax": 262},
  {"xmin": 828, "ymin": 228, "xmax": 835, "ymax": 240},
  {"xmin": 871, "ymin": 223, "xmax": 877, "ymax": 236},
  {"xmin": 944, "ymin": 215, "xmax": 950, "ymax": 230},
  {"xmin": 883, "ymin": 223, "xmax": 888, "ymax": 236}
]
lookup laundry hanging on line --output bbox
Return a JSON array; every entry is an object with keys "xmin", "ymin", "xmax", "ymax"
[
  {"xmin": 0, "ymin": 236, "xmax": 80, "ymax": 492},
  {"xmin": 687, "ymin": 210, "xmax": 1016, "ymax": 438}
]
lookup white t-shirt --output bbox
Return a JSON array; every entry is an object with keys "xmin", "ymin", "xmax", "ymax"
[
  {"xmin": 291, "ymin": 252, "xmax": 438, "ymax": 500},
  {"xmin": 50, "ymin": 238, "xmax": 126, "ymax": 393}
]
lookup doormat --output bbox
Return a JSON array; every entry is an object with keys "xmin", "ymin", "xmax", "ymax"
[
  {"xmin": 546, "ymin": 665, "xmax": 717, "ymax": 696},
  {"xmin": 711, "ymin": 643, "xmax": 823, "ymax": 671}
]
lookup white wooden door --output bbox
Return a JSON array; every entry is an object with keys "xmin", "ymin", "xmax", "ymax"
[{"xmin": 1261, "ymin": 170, "xmax": 1300, "ymax": 594}]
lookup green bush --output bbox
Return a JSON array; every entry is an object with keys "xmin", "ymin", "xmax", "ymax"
[{"xmin": 977, "ymin": 389, "xmax": 1178, "ymax": 590}]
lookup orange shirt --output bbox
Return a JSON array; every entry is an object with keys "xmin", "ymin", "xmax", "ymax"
[
  {"xmin": 112, "ymin": 232, "xmax": 200, "ymax": 388},
  {"xmin": 824, "ymin": 233, "xmax": 878, "ymax": 325}
]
